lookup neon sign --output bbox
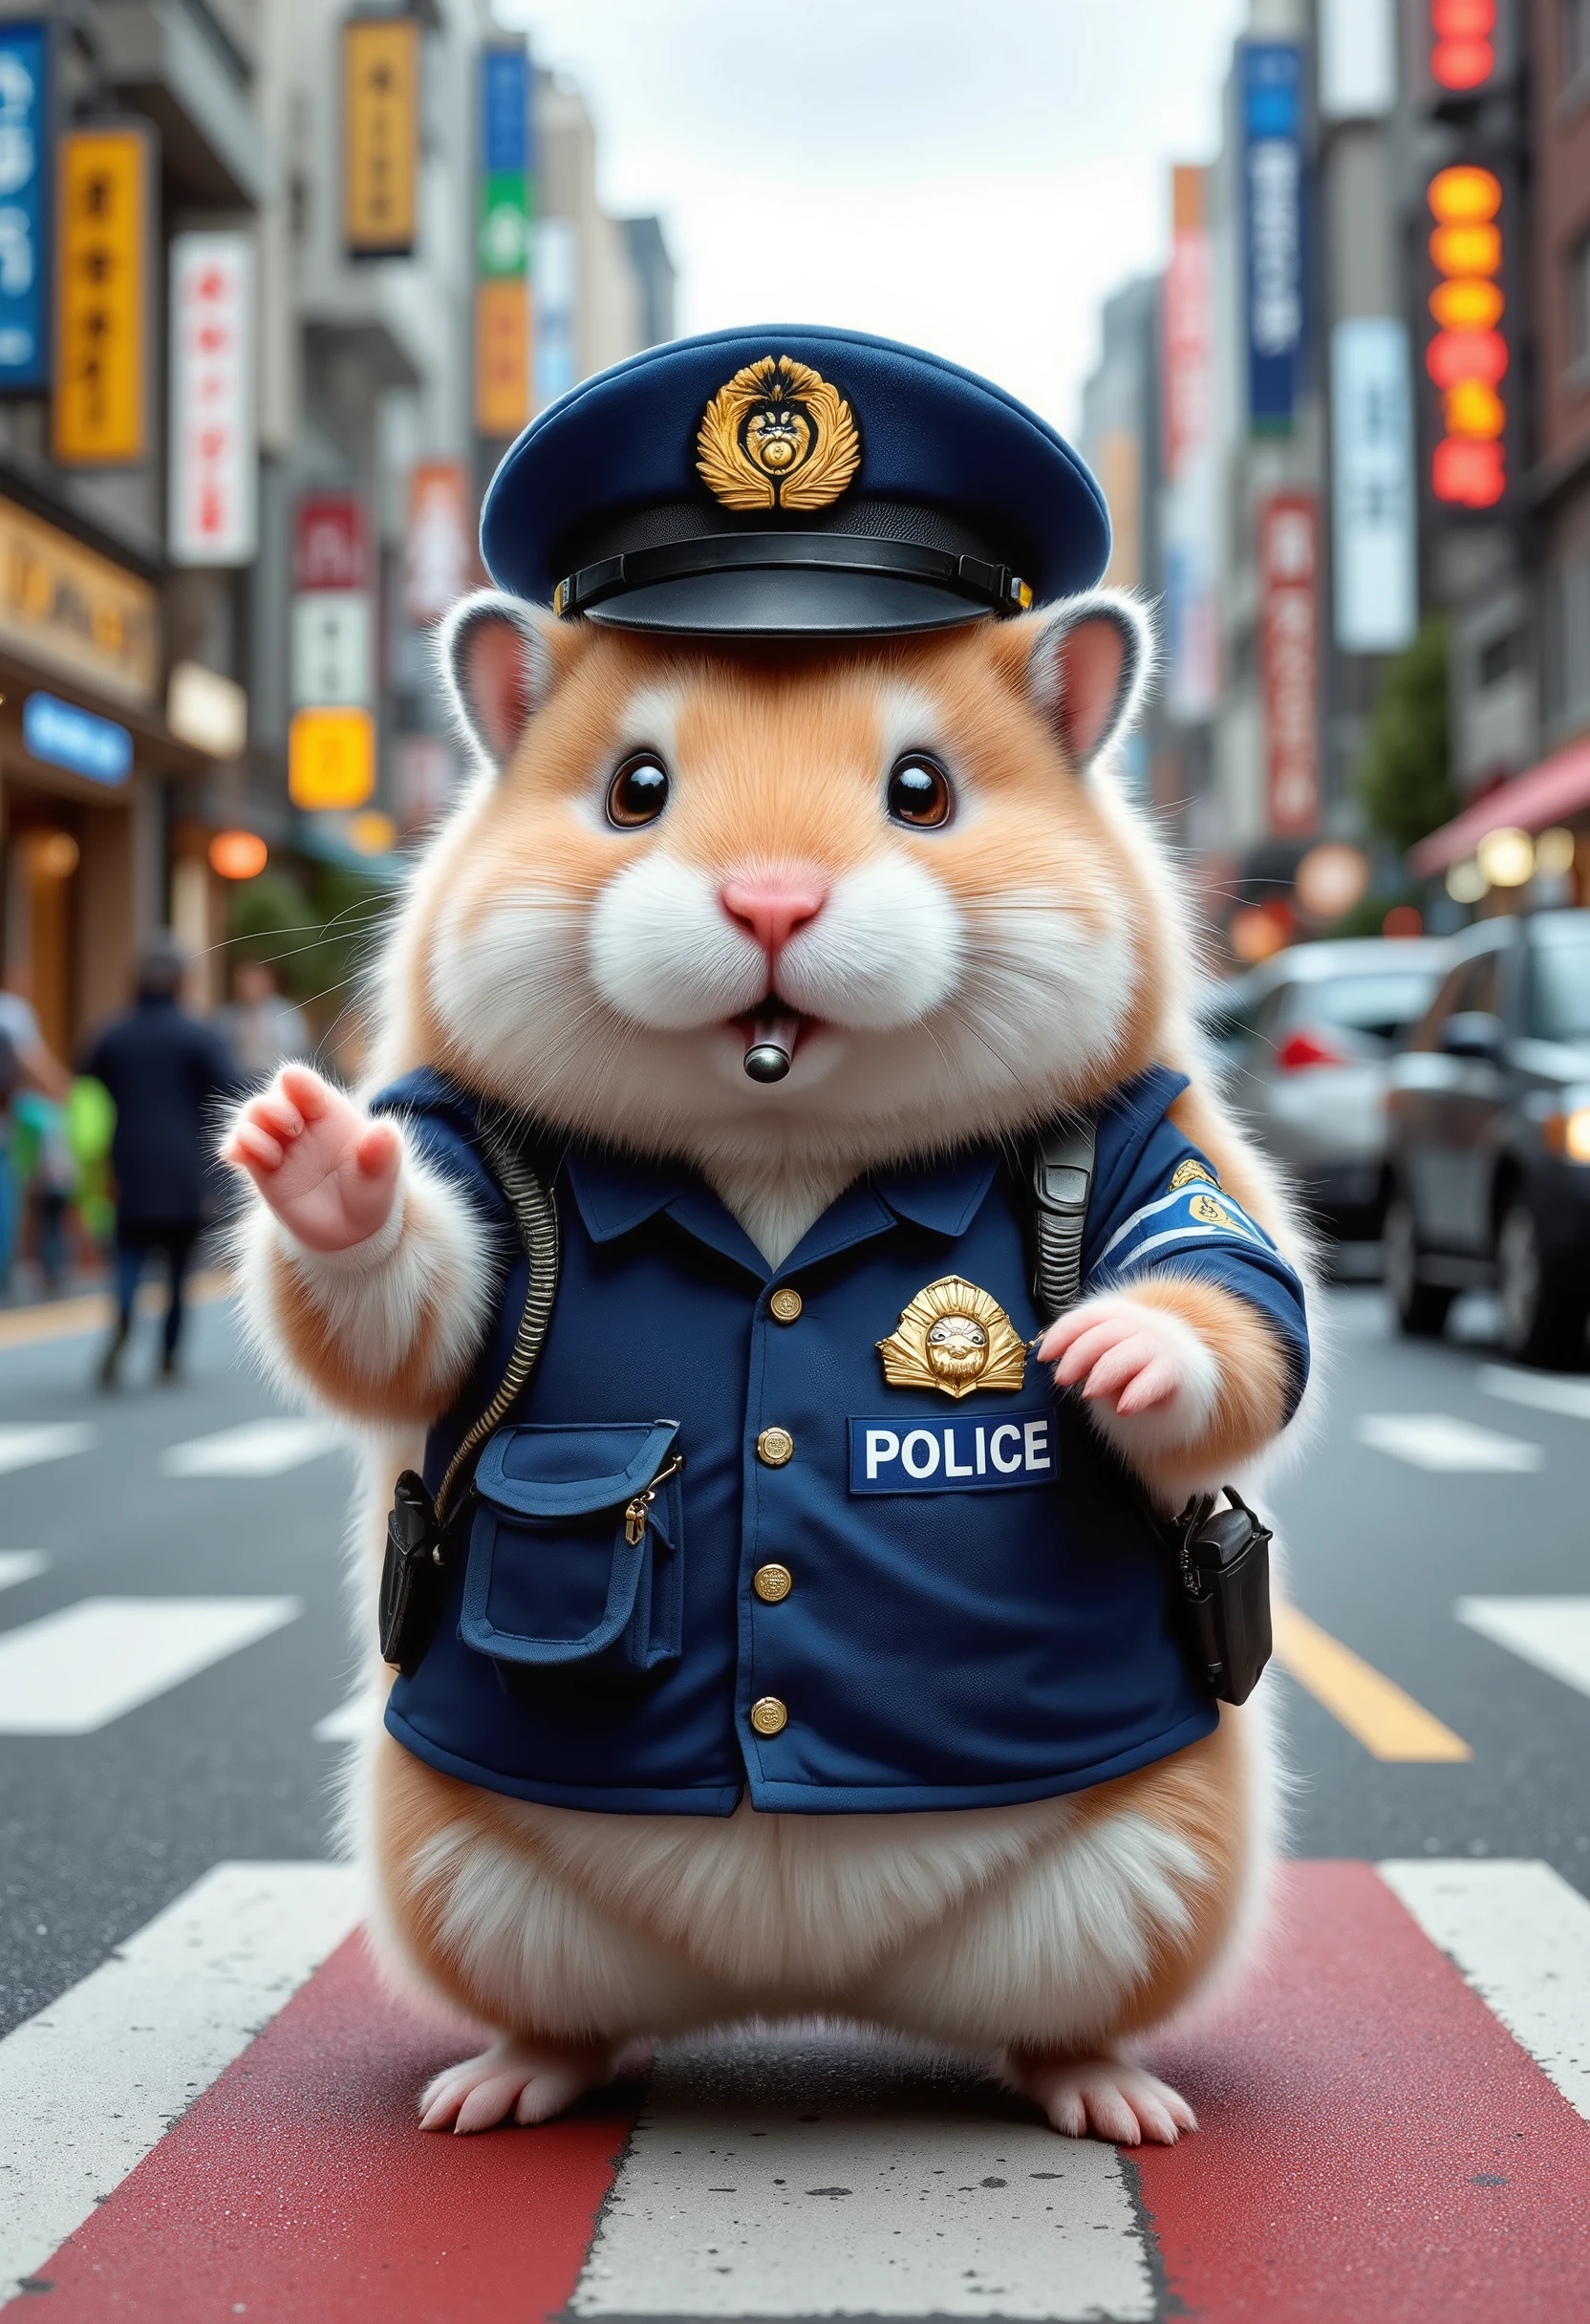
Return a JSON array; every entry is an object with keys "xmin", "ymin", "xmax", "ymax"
[
  {"xmin": 1430, "ymin": 0, "xmax": 1495, "ymax": 91},
  {"xmin": 1426, "ymin": 164, "xmax": 1506, "ymax": 508}
]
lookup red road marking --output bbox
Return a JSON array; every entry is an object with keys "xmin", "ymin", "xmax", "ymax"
[
  {"xmin": 17, "ymin": 1931, "xmax": 637, "ymax": 2322},
  {"xmin": 1136, "ymin": 1861, "xmax": 1590, "ymax": 2322}
]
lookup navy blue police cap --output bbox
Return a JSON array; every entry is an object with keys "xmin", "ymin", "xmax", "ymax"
[{"xmin": 479, "ymin": 323, "xmax": 1110, "ymax": 639}]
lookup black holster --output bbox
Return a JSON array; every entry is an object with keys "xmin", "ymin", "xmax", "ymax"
[
  {"xmin": 1173, "ymin": 1487, "xmax": 1273, "ymax": 1706},
  {"xmin": 379, "ymin": 1470, "xmax": 448, "ymax": 1677}
]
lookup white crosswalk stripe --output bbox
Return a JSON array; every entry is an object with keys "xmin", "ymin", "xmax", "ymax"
[
  {"xmin": 1355, "ymin": 1412, "xmax": 1543, "ymax": 1472},
  {"xmin": 1480, "ymin": 1365, "xmax": 1590, "ymax": 1421},
  {"xmin": 0, "ymin": 1553, "xmax": 47, "ymax": 1591},
  {"xmin": 0, "ymin": 1597, "xmax": 302, "ymax": 1733},
  {"xmin": 1380, "ymin": 1860, "xmax": 1590, "ymax": 2121},
  {"xmin": 160, "ymin": 1417, "xmax": 345, "ymax": 1477},
  {"xmin": 0, "ymin": 1861, "xmax": 359, "ymax": 2304},
  {"xmin": 0, "ymin": 1424, "xmax": 95, "ymax": 1476},
  {"xmin": 1454, "ymin": 1596, "xmax": 1590, "ymax": 1704},
  {"xmin": 312, "ymin": 1694, "xmax": 373, "ymax": 1744}
]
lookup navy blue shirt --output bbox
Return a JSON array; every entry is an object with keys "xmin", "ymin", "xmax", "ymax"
[{"xmin": 376, "ymin": 1066, "xmax": 1308, "ymax": 1818}]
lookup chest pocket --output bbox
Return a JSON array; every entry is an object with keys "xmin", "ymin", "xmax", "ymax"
[{"xmin": 462, "ymin": 1420, "xmax": 683, "ymax": 1677}]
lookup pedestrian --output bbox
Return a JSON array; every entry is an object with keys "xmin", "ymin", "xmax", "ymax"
[
  {"xmin": 0, "ymin": 981, "xmax": 71, "ymax": 1294},
  {"xmin": 222, "ymin": 957, "xmax": 311, "ymax": 1083},
  {"xmin": 79, "ymin": 937, "xmax": 243, "ymax": 1386}
]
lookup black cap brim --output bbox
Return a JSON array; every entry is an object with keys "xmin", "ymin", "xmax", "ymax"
[{"xmin": 584, "ymin": 568, "xmax": 994, "ymax": 638}]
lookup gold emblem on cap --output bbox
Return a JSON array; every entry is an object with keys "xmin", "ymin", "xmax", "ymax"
[
  {"xmin": 876, "ymin": 1276, "xmax": 1028, "ymax": 1401},
  {"xmin": 1171, "ymin": 1157, "xmax": 1218, "ymax": 1193},
  {"xmin": 697, "ymin": 355, "xmax": 861, "ymax": 512}
]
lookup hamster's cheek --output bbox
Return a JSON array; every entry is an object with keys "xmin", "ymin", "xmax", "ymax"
[
  {"xmin": 587, "ymin": 853, "xmax": 766, "ymax": 1031},
  {"xmin": 775, "ymin": 855, "xmax": 964, "ymax": 1031}
]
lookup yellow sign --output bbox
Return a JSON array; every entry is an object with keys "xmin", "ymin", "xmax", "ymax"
[
  {"xmin": 290, "ymin": 707, "xmax": 376, "ymax": 809},
  {"xmin": 54, "ymin": 127, "xmax": 151, "ymax": 466},
  {"xmin": 475, "ymin": 277, "xmax": 529, "ymax": 439},
  {"xmin": 0, "ymin": 495, "xmax": 158, "ymax": 705},
  {"xmin": 344, "ymin": 17, "xmax": 419, "ymax": 257}
]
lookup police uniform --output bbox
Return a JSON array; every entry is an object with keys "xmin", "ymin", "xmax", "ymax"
[{"xmin": 378, "ymin": 326, "xmax": 1310, "ymax": 1818}]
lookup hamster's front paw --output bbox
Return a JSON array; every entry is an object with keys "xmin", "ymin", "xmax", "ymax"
[
  {"xmin": 1038, "ymin": 1293, "xmax": 1216, "ymax": 1428},
  {"xmin": 419, "ymin": 2033, "xmax": 647, "ymax": 2133},
  {"xmin": 1004, "ymin": 2047, "xmax": 1196, "ymax": 2145},
  {"xmin": 222, "ymin": 1064, "xmax": 401, "ymax": 1254}
]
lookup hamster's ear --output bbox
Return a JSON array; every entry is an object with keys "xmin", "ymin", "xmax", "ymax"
[
  {"xmin": 1021, "ymin": 591, "xmax": 1153, "ymax": 778},
  {"xmin": 438, "ymin": 589, "xmax": 568, "ymax": 777}
]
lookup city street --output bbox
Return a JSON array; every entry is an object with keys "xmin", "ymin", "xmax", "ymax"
[{"xmin": 2, "ymin": 1269, "xmax": 1589, "ymax": 2318}]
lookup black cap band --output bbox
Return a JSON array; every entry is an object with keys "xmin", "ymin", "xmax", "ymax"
[{"xmin": 552, "ymin": 531, "xmax": 1035, "ymax": 623}]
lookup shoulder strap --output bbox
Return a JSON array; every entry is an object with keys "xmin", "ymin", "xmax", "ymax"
[
  {"xmin": 1027, "ymin": 1116, "xmax": 1097, "ymax": 1324},
  {"xmin": 433, "ymin": 1107, "xmax": 561, "ymax": 1525}
]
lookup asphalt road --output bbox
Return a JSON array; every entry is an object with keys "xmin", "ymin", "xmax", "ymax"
[{"xmin": 2, "ymin": 1268, "xmax": 1588, "ymax": 2045}]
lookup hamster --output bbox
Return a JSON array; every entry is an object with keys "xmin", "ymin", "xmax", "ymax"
[{"xmin": 224, "ymin": 586, "xmax": 1311, "ymax": 2147}]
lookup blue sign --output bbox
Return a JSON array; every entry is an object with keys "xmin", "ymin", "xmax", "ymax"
[
  {"xmin": 24, "ymin": 693, "xmax": 132, "ymax": 785},
  {"xmin": 1242, "ymin": 41, "xmax": 1305, "ymax": 436},
  {"xmin": 481, "ymin": 47, "xmax": 527, "ymax": 176},
  {"xmin": 0, "ymin": 23, "xmax": 47, "ymax": 391}
]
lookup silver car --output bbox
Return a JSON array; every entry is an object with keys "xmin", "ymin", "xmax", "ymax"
[{"xmin": 1201, "ymin": 936, "xmax": 1450, "ymax": 1238}]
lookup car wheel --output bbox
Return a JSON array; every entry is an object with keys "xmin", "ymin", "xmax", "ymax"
[
  {"xmin": 1496, "ymin": 1201, "xmax": 1590, "ymax": 1369},
  {"xmin": 1385, "ymin": 1194, "xmax": 1454, "ymax": 1339}
]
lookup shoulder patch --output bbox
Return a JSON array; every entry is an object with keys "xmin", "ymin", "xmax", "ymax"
[{"xmin": 1171, "ymin": 1157, "xmax": 1218, "ymax": 1192}]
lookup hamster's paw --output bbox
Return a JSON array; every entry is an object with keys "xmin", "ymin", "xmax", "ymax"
[
  {"xmin": 1003, "ymin": 2049, "xmax": 1196, "ymax": 2146},
  {"xmin": 1038, "ymin": 1293, "xmax": 1218, "ymax": 1431},
  {"xmin": 419, "ymin": 2033, "xmax": 643, "ymax": 2134},
  {"xmin": 223, "ymin": 1064, "xmax": 401, "ymax": 1255}
]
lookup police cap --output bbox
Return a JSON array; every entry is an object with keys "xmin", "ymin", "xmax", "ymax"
[{"xmin": 479, "ymin": 323, "xmax": 1110, "ymax": 639}]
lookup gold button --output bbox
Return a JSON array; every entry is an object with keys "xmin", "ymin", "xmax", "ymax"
[
  {"xmin": 750, "ymin": 1695, "xmax": 788, "ymax": 1736},
  {"xmin": 754, "ymin": 1562, "xmax": 793, "ymax": 1603},
  {"xmin": 769, "ymin": 1287, "xmax": 804, "ymax": 1323},
  {"xmin": 756, "ymin": 1426, "xmax": 794, "ymax": 1467}
]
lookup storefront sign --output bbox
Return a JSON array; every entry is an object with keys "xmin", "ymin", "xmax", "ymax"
[
  {"xmin": 403, "ymin": 462, "xmax": 471, "ymax": 625},
  {"xmin": 293, "ymin": 493, "xmax": 366, "ymax": 592},
  {"xmin": 475, "ymin": 277, "xmax": 529, "ymax": 440},
  {"xmin": 290, "ymin": 705, "xmax": 375, "ymax": 809},
  {"xmin": 1425, "ymin": 162, "xmax": 1510, "ymax": 511},
  {"xmin": 1241, "ymin": 43, "xmax": 1305, "ymax": 437},
  {"xmin": 1162, "ymin": 164, "xmax": 1219, "ymax": 723},
  {"xmin": 1319, "ymin": 0, "xmax": 1395, "ymax": 118},
  {"xmin": 475, "ymin": 44, "xmax": 531, "ymax": 438},
  {"xmin": 24, "ymin": 689, "xmax": 132, "ymax": 785},
  {"xmin": 53, "ymin": 123, "xmax": 152, "ymax": 465},
  {"xmin": 291, "ymin": 591, "xmax": 372, "ymax": 708},
  {"xmin": 343, "ymin": 16, "xmax": 418, "ymax": 258},
  {"xmin": 167, "ymin": 658, "xmax": 247, "ymax": 757},
  {"xmin": 0, "ymin": 23, "xmax": 49, "ymax": 391},
  {"xmin": 168, "ymin": 231, "xmax": 255, "ymax": 567},
  {"xmin": 0, "ymin": 493, "xmax": 158, "ymax": 705},
  {"xmin": 1330, "ymin": 317, "xmax": 1416, "ymax": 653},
  {"xmin": 1259, "ymin": 493, "xmax": 1321, "ymax": 837}
]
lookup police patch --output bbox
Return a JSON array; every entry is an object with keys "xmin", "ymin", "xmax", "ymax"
[
  {"xmin": 1095, "ymin": 1173, "xmax": 1271, "ymax": 1279},
  {"xmin": 849, "ymin": 1410, "xmax": 1055, "ymax": 1495},
  {"xmin": 1171, "ymin": 1157, "xmax": 1218, "ymax": 1192}
]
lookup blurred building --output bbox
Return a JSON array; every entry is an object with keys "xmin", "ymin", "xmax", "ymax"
[{"xmin": 0, "ymin": 0, "xmax": 672, "ymax": 1060}]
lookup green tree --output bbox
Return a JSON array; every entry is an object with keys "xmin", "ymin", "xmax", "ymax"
[{"xmin": 1355, "ymin": 614, "xmax": 1456, "ymax": 855}]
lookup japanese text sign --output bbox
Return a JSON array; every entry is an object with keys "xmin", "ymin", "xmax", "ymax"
[
  {"xmin": 1259, "ymin": 494, "xmax": 1321, "ymax": 837},
  {"xmin": 169, "ymin": 231, "xmax": 256, "ymax": 566},
  {"xmin": 53, "ymin": 124, "xmax": 151, "ymax": 465},
  {"xmin": 343, "ymin": 17, "xmax": 418, "ymax": 258},
  {"xmin": 0, "ymin": 23, "xmax": 49, "ymax": 392}
]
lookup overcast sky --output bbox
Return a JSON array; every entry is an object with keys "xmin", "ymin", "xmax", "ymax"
[{"xmin": 494, "ymin": 0, "xmax": 1245, "ymax": 439}]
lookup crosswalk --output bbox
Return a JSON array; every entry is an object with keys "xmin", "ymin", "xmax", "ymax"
[{"xmin": 3, "ymin": 1856, "xmax": 1588, "ymax": 2320}]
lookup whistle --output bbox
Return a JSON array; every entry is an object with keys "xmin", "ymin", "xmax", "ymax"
[{"xmin": 743, "ymin": 1015, "xmax": 797, "ymax": 1084}]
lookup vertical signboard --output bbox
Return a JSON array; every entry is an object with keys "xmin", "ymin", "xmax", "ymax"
[
  {"xmin": 1161, "ymin": 164, "xmax": 1219, "ymax": 722},
  {"xmin": 475, "ymin": 44, "xmax": 530, "ymax": 438},
  {"xmin": 403, "ymin": 461, "xmax": 470, "ymax": 626},
  {"xmin": 1331, "ymin": 318, "xmax": 1415, "ymax": 652},
  {"xmin": 1259, "ymin": 494, "xmax": 1321, "ymax": 836},
  {"xmin": 1424, "ymin": 161, "xmax": 1511, "ymax": 511},
  {"xmin": 53, "ymin": 124, "xmax": 152, "ymax": 465},
  {"xmin": 293, "ymin": 493, "xmax": 366, "ymax": 592},
  {"xmin": 1241, "ymin": 42, "xmax": 1305, "ymax": 437},
  {"xmin": 534, "ymin": 216, "xmax": 576, "ymax": 408},
  {"xmin": 168, "ymin": 231, "xmax": 256, "ymax": 566},
  {"xmin": 1319, "ymin": 0, "xmax": 1395, "ymax": 118},
  {"xmin": 343, "ymin": 16, "xmax": 418, "ymax": 259},
  {"xmin": 0, "ymin": 23, "xmax": 49, "ymax": 391}
]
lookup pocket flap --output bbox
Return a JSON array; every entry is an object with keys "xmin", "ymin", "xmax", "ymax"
[{"xmin": 474, "ymin": 1419, "xmax": 678, "ymax": 1519}]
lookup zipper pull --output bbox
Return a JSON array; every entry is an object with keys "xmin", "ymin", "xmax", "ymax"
[{"xmin": 624, "ymin": 1496, "xmax": 648, "ymax": 1547}]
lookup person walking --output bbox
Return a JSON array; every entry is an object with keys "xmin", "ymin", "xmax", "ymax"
[{"xmin": 79, "ymin": 937, "xmax": 242, "ymax": 1386}]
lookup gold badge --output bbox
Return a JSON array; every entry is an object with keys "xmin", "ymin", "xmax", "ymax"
[
  {"xmin": 1171, "ymin": 1157, "xmax": 1218, "ymax": 1192},
  {"xmin": 876, "ymin": 1276, "xmax": 1029, "ymax": 1401},
  {"xmin": 697, "ymin": 355, "xmax": 861, "ymax": 512},
  {"xmin": 1190, "ymin": 1191, "xmax": 1250, "ymax": 1236}
]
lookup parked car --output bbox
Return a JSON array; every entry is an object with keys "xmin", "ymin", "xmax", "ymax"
[
  {"xmin": 1200, "ymin": 937, "xmax": 1449, "ymax": 1239},
  {"xmin": 1385, "ymin": 909, "xmax": 1590, "ymax": 1366}
]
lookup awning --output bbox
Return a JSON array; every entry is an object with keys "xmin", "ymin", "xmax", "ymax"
[{"xmin": 1410, "ymin": 734, "xmax": 1590, "ymax": 876}]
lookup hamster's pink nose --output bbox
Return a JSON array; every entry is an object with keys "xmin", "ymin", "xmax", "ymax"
[{"xmin": 720, "ymin": 877, "xmax": 827, "ymax": 958}]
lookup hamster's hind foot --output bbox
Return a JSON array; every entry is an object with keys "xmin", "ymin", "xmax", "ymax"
[
  {"xmin": 1002, "ymin": 2048, "xmax": 1196, "ymax": 2146},
  {"xmin": 419, "ymin": 2033, "xmax": 652, "ymax": 2134}
]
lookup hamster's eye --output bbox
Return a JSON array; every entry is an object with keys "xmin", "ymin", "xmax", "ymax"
[
  {"xmin": 607, "ymin": 752, "xmax": 670, "ymax": 828},
  {"xmin": 886, "ymin": 754, "xmax": 953, "ymax": 829}
]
